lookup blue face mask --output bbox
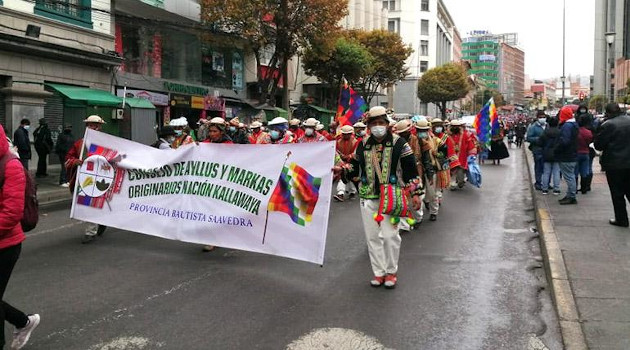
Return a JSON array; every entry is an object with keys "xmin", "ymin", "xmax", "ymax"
[
  {"xmin": 433, "ymin": 127, "xmax": 443, "ymax": 134},
  {"xmin": 229, "ymin": 126, "xmax": 236, "ymax": 132},
  {"xmin": 270, "ymin": 130, "xmax": 281, "ymax": 140},
  {"xmin": 418, "ymin": 131, "xmax": 428, "ymax": 139},
  {"xmin": 23, "ymin": 125, "xmax": 30, "ymax": 131},
  {"xmin": 174, "ymin": 130, "xmax": 183, "ymax": 136}
]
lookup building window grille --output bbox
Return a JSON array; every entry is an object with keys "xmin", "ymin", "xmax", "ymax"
[
  {"xmin": 421, "ymin": 20, "xmax": 429, "ymax": 35},
  {"xmin": 421, "ymin": 0, "xmax": 429, "ymax": 11},
  {"xmin": 420, "ymin": 60, "xmax": 428, "ymax": 72},
  {"xmin": 420, "ymin": 40, "xmax": 429, "ymax": 56},
  {"xmin": 382, "ymin": 0, "xmax": 396, "ymax": 11}
]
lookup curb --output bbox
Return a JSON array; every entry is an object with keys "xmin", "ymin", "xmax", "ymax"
[{"xmin": 523, "ymin": 149, "xmax": 588, "ymax": 350}]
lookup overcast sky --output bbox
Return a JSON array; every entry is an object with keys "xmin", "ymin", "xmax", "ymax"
[{"xmin": 443, "ymin": 0, "xmax": 594, "ymax": 80}]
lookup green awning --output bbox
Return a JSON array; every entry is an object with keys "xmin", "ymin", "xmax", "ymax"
[
  {"xmin": 125, "ymin": 97, "xmax": 155, "ymax": 109},
  {"xmin": 46, "ymin": 83, "xmax": 122, "ymax": 107},
  {"xmin": 275, "ymin": 107, "xmax": 289, "ymax": 118}
]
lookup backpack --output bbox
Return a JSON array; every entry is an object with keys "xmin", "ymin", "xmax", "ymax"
[{"xmin": 0, "ymin": 154, "xmax": 39, "ymax": 232}]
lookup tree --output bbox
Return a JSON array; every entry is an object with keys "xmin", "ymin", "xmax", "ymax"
[
  {"xmin": 417, "ymin": 63, "xmax": 471, "ymax": 119},
  {"xmin": 348, "ymin": 30, "xmax": 412, "ymax": 104},
  {"xmin": 202, "ymin": 0, "xmax": 348, "ymax": 108},
  {"xmin": 589, "ymin": 94, "xmax": 607, "ymax": 113},
  {"xmin": 302, "ymin": 37, "xmax": 373, "ymax": 103}
]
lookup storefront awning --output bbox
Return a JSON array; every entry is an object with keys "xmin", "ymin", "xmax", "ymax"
[
  {"xmin": 125, "ymin": 98, "xmax": 155, "ymax": 109},
  {"xmin": 46, "ymin": 83, "xmax": 122, "ymax": 107}
]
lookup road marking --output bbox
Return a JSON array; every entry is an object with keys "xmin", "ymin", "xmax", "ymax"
[
  {"xmin": 88, "ymin": 336, "xmax": 164, "ymax": 350},
  {"xmin": 26, "ymin": 221, "xmax": 85, "ymax": 237},
  {"xmin": 286, "ymin": 328, "xmax": 392, "ymax": 350},
  {"xmin": 528, "ymin": 335, "xmax": 550, "ymax": 350}
]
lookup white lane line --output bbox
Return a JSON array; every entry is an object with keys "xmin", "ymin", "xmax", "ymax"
[
  {"xmin": 287, "ymin": 328, "xmax": 393, "ymax": 350},
  {"xmin": 26, "ymin": 221, "xmax": 85, "ymax": 238}
]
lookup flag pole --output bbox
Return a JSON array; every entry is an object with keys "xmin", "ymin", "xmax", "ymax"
[{"xmin": 262, "ymin": 151, "xmax": 292, "ymax": 244}]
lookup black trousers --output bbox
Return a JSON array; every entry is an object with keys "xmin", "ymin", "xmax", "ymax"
[
  {"xmin": 605, "ymin": 169, "xmax": 630, "ymax": 224},
  {"xmin": 0, "ymin": 244, "xmax": 28, "ymax": 348},
  {"xmin": 57, "ymin": 153, "xmax": 67, "ymax": 184},
  {"xmin": 36, "ymin": 151, "xmax": 48, "ymax": 176}
]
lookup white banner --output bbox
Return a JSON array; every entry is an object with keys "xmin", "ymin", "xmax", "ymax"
[{"xmin": 70, "ymin": 130, "xmax": 335, "ymax": 264}]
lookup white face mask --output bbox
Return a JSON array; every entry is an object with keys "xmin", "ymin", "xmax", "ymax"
[
  {"xmin": 433, "ymin": 127, "xmax": 443, "ymax": 134},
  {"xmin": 174, "ymin": 130, "xmax": 183, "ymax": 136},
  {"xmin": 538, "ymin": 118, "xmax": 546, "ymax": 124},
  {"xmin": 23, "ymin": 125, "xmax": 30, "ymax": 131},
  {"xmin": 358, "ymin": 130, "xmax": 366, "ymax": 136},
  {"xmin": 370, "ymin": 126, "xmax": 387, "ymax": 139},
  {"xmin": 305, "ymin": 128, "xmax": 314, "ymax": 136}
]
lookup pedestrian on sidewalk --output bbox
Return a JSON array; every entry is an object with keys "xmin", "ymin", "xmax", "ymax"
[
  {"xmin": 0, "ymin": 125, "xmax": 40, "ymax": 349},
  {"xmin": 526, "ymin": 111, "xmax": 546, "ymax": 190},
  {"xmin": 33, "ymin": 118, "xmax": 53, "ymax": 178},
  {"xmin": 65, "ymin": 115, "xmax": 108, "ymax": 243},
  {"xmin": 54, "ymin": 125, "xmax": 74, "ymax": 187},
  {"xmin": 347, "ymin": 106, "xmax": 422, "ymax": 289},
  {"xmin": 12, "ymin": 119, "xmax": 31, "ymax": 170},
  {"xmin": 556, "ymin": 106, "xmax": 579, "ymax": 205},
  {"xmin": 538, "ymin": 116, "xmax": 562, "ymax": 195},
  {"xmin": 594, "ymin": 103, "xmax": 630, "ymax": 227},
  {"xmin": 576, "ymin": 116, "xmax": 594, "ymax": 194}
]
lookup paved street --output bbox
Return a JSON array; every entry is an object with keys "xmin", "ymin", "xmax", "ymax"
[{"xmin": 5, "ymin": 149, "xmax": 561, "ymax": 350}]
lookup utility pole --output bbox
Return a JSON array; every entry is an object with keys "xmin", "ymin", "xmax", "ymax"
[{"xmin": 561, "ymin": 0, "xmax": 566, "ymax": 106}]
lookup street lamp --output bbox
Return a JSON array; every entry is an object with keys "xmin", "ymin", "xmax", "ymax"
[{"xmin": 605, "ymin": 31, "xmax": 616, "ymax": 102}]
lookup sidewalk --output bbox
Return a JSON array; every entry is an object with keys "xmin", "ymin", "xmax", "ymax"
[
  {"xmin": 526, "ymin": 151, "xmax": 630, "ymax": 350},
  {"xmin": 32, "ymin": 164, "xmax": 73, "ymax": 208}
]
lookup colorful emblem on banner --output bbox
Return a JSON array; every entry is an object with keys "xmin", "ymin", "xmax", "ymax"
[
  {"xmin": 76, "ymin": 144, "xmax": 125, "ymax": 209},
  {"xmin": 268, "ymin": 163, "xmax": 321, "ymax": 226}
]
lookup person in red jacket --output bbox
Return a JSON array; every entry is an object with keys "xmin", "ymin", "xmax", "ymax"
[
  {"xmin": 65, "ymin": 115, "xmax": 109, "ymax": 243},
  {"xmin": 448, "ymin": 119, "xmax": 477, "ymax": 190},
  {"xmin": 0, "ymin": 125, "xmax": 40, "ymax": 350}
]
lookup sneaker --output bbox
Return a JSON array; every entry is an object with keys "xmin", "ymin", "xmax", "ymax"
[
  {"xmin": 430, "ymin": 214, "xmax": 437, "ymax": 221},
  {"xmin": 202, "ymin": 245, "xmax": 215, "ymax": 252},
  {"xmin": 370, "ymin": 276, "xmax": 385, "ymax": 287},
  {"xmin": 542, "ymin": 190, "xmax": 549, "ymax": 195},
  {"xmin": 553, "ymin": 190, "xmax": 561, "ymax": 195},
  {"xmin": 11, "ymin": 314, "xmax": 40, "ymax": 350},
  {"xmin": 559, "ymin": 197, "xmax": 577, "ymax": 205},
  {"xmin": 348, "ymin": 192, "xmax": 356, "ymax": 199},
  {"xmin": 333, "ymin": 194, "xmax": 344, "ymax": 202},
  {"xmin": 61, "ymin": 183, "xmax": 70, "ymax": 188},
  {"xmin": 384, "ymin": 274, "xmax": 397, "ymax": 289}
]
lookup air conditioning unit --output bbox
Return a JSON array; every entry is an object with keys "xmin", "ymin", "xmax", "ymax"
[{"xmin": 112, "ymin": 109, "xmax": 124, "ymax": 120}]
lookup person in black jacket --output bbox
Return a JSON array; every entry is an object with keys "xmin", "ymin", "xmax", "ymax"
[
  {"xmin": 33, "ymin": 118, "xmax": 54, "ymax": 178},
  {"xmin": 538, "ymin": 117, "xmax": 562, "ymax": 195},
  {"xmin": 12, "ymin": 119, "xmax": 31, "ymax": 170},
  {"xmin": 54, "ymin": 125, "xmax": 74, "ymax": 187},
  {"xmin": 594, "ymin": 103, "xmax": 630, "ymax": 227},
  {"xmin": 556, "ymin": 106, "xmax": 579, "ymax": 204}
]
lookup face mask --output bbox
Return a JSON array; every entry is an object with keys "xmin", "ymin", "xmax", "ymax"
[
  {"xmin": 229, "ymin": 126, "xmax": 236, "ymax": 132},
  {"xmin": 579, "ymin": 109, "xmax": 586, "ymax": 114},
  {"xmin": 305, "ymin": 128, "xmax": 314, "ymax": 136},
  {"xmin": 433, "ymin": 127, "xmax": 443, "ymax": 134},
  {"xmin": 370, "ymin": 126, "xmax": 387, "ymax": 139},
  {"xmin": 358, "ymin": 130, "xmax": 366, "ymax": 136},
  {"xmin": 23, "ymin": 125, "xmax": 30, "ymax": 131},
  {"xmin": 270, "ymin": 130, "xmax": 281, "ymax": 140},
  {"xmin": 418, "ymin": 131, "xmax": 429, "ymax": 139},
  {"xmin": 175, "ymin": 130, "xmax": 183, "ymax": 136},
  {"xmin": 538, "ymin": 118, "xmax": 546, "ymax": 124}
]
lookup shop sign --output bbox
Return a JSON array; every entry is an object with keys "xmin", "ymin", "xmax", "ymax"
[
  {"xmin": 170, "ymin": 94, "xmax": 191, "ymax": 107},
  {"xmin": 163, "ymin": 82, "xmax": 209, "ymax": 96},
  {"xmin": 478, "ymin": 54, "xmax": 496, "ymax": 62},
  {"xmin": 191, "ymin": 96, "xmax": 205, "ymax": 109},
  {"xmin": 204, "ymin": 96, "xmax": 225, "ymax": 111},
  {"xmin": 116, "ymin": 88, "xmax": 169, "ymax": 106}
]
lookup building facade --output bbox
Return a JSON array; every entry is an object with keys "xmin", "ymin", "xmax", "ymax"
[
  {"xmin": 462, "ymin": 31, "xmax": 500, "ymax": 90},
  {"xmin": 389, "ymin": 0, "xmax": 455, "ymax": 116},
  {"xmin": 499, "ymin": 42, "xmax": 525, "ymax": 105},
  {"xmin": 593, "ymin": 0, "xmax": 625, "ymax": 99},
  {"xmin": 0, "ymin": 0, "xmax": 120, "ymax": 141}
]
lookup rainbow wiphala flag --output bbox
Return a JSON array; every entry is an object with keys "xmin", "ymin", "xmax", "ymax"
[
  {"xmin": 268, "ymin": 163, "xmax": 321, "ymax": 226},
  {"xmin": 336, "ymin": 78, "xmax": 367, "ymax": 126},
  {"xmin": 473, "ymin": 98, "xmax": 500, "ymax": 148}
]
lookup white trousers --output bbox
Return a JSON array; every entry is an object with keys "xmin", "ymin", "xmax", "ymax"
[
  {"xmin": 360, "ymin": 199, "xmax": 401, "ymax": 276},
  {"xmin": 335, "ymin": 180, "xmax": 356, "ymax": 195},
  {"xmin": 423, "ymin": 174, "xmax": 440, "ymax": 215},
  {"xmin": 450, "ymin": 167, "xmax": 467, "ymax": 189}
]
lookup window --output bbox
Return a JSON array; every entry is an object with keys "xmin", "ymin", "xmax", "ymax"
[
  {"xmin": 34, "ymin": 0, "xmax": 92, "ymax": 29},
  {"xmin": 421, "ymin": 0, "xmax": 429, "ymax": 11},
  {"xmin": 388, "ymin": 19, "xmax": 400, "ymax": 33},
  {"xmin": 421, "ymin": 20, "xmax": 429, "ymax": 35},
  {"xmin": 420, "ymin": 61, "xmax": 428, "ymax": 72},
  {"xmin": 420, "ymin": 40, "xmax": 429, "ymax": 56},
  {"xmin": 382, "ymin": 0, "xmax": 396, "ymax": 11}
]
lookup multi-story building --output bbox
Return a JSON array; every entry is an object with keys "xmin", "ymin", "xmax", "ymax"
[
  {"xmin": 593, "ymin": 0, "xmax": 625, "ymax": 99},
  {"xmin": 0, "ymin": 0, "xmax": 121, "ymax": 141},
  {"xmin": 389, "ymin": 0, "xmax": 456, "ymax": 116},
  {"xmin": 462, "ymin": 31, "xmax": 500, "ymax": 91},
  {"xmin": 114, "ymin": 0, "xmax": 259, "ymax": 138},
  {"xmin": 499, "ymin": 42, "xmax": 525, "ymax": 104},
  {"xmin": 346, "ymin": 0, "xmax": 387, "ymax": 31},
  {"xmin": 453, "ymin": 27, "xmax": 462, "ymax": 63}
]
